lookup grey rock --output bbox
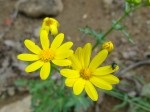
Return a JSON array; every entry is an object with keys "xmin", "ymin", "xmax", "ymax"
[
  {"xmin": 122, "ymin": 50, "xmax": 137, "ymax": 59},
  {"xmin": 7, "ymin": 87, "xmax": 15, "ymax": 96},
  {"xmin": 33, "ymin": 26, "xmax": 40, "ymax": 38},
  {"xmin": 4, "ymin": 40, "xmax": 23, "ymax": 52},
  {"xmin": 0, "ymin": 96, "xmax": 31, "ymax": 112},
  {"xmin": 102, "ymin": 0, "xmax": 113, "ymax": 5},
  {"xmin": 0, "ymin": 32, "xmax": 4, "ymax": 39},
  {"xmin": 17, "ymin": 86, "xmax": 28, "ymax": 92},
  {"xmin": 128, "ymin": 91, "xmax": 136, "ymax": 97},
  {"xmin": 13, "ymin": 61, "xmax": 26, "ymax": 71},
  {"xmin": 17, "ymin": 0, "xmax": 63, "ymax": 17}
]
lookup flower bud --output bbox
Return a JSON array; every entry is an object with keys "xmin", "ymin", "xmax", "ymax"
[
  {"xmin": 41, "ymin": 17, "xmax": 59, "ymax": 35},
  {"xmin": 102, "ymin": 41, "xmax": 114, "ymax": 52}
]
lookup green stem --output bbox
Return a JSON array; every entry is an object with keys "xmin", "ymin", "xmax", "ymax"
[
  {"xmin": 52, "ymin": 64, "xmax": 60, "ymax": 73},
  {"xmin": 105, "ymin": 89, "xmax": 150, "ymax": 111},
  {"xmin": 104, "ymin": 14, "xmax": 128, "ymax": 39},
  {"xmin": 92, "ymin": 5, "xmax": 140, "ymax": 50},
  {"xmin": 92, "ymin": 41, "xmax": 99, "ymax": 50}
]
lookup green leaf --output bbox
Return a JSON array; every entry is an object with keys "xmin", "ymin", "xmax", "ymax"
[
  {"xmin": 79, "ymin": 26, "xmax": 104, "ymax": 43},
  {"xmin": 112, "ymin": 20, "xmax": 125, "ymax": 30},
  {"xmin": 112, "ymin": 95, "xmax": 128, "ymax": 112},
  {"xmin": 141, "ymin": 83, "xmax": 150, "ymax": 99},
  {"xmin": 122, "ymin": 30, "xmax": 134, "ymax": 44},
  {"xmin": 125, "ymin": 2, "xmax": 131, "ymax": 13}
]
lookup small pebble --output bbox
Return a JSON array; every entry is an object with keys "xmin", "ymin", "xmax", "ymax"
[{"xmin": 82, "ymin": 14, "xmax": 88, "ymax": 19}]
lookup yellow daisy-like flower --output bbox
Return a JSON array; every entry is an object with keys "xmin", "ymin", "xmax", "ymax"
[
  {"xmin": 60, "ymin": 43, "xmax": 119, "ymax": 101},
  {"xmin": 17, "ymin": 30, "xmax": 73, "ymax": 80},
  {"xmin": 41, "ymin": 17, "xmax": 59, "ymax": 35}
]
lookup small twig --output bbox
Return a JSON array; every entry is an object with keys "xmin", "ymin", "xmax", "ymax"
[{"xmin": 118, "ymin": 59, "xmax": 150, "ymax": 75}]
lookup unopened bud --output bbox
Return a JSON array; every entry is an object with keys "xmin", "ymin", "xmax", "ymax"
[{"xmin": 102, "ymin": 41, "xmax": 114, "ymax": 52}]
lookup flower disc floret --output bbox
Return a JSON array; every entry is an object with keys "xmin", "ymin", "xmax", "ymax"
[
  {"xmin": 80, "ymin": 68, "xmax": 92, "ymax": 80},
  {"xmin": 39, "ymin": 49, "xmax": 55, "ymax": 62},
  {"xmin": 45, "ymin": 19, "xmax": 52, "ymax": 26}
]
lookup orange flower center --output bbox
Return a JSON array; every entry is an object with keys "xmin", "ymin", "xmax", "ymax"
[
  {"xmin": 45, "ymin": 19, "xmax": 52, "ymax": 26},
  {"xmin": 80, "ymin": 68, "xmax": 92, "ymax": 80},
  {"xmin": 39, "ymin": 49, "xmax": 55, "ymax": 62}
]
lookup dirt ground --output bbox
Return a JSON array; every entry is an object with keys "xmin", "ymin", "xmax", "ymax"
[{"xmin": 0, "ymin": 0, "xmax": 150, "ymax": 112}]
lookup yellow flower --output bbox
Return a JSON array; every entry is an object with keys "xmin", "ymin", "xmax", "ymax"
[
  {"xmin": 102, "ymin": 41, "xmax": 114, "ymax": 52},
  {"xmin": 41, "ymin": 17, "xmax": 59, "ymax": 35},
  {"xmin": 17, "ymin": 30, "xmax": 73, "ymax": 80},
  {"xmin": 60, "ymin": 43, "xmax": 119, "ymax": 101}
]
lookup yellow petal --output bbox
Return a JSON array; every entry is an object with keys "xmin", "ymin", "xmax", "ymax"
[
  {"xmin": 90, "ymin": 76, "xmax": 112, "ymax": 90},
  {"xmin": 43, "ymin": 18, "xmax": 59, "ymax": 26},
  {"xmin": 85, "ymin": 81, "xmax": 98, "ymax": 101},
  {"xmin": 100, "ymin": 75, "xmax": 120, "ymax": 84},
  {"xmin": 17, "ymin": 54, "xmax": 39, "ymax": 61},
  {"xmin": 42, "ymin": 18, "xmax": 59, "ymax": 28},
  {"xmin": 51, "ymin": 33, "xmax": 64, "ymax": 50},
  {"xmin": 25, "ymin": 60, "xmax": 44, "ymax": 72},
  {"xmin": 24, "ymin": 39, "xmax": 41, "ymax": 54},
  {"xmin": 93, "ymin": 65, "xmax": 119, "ymax": 76},
  {"xmin": 73, "ymin": 78, "xmax": 85, "ymax": 95},
  {"xmin": 57, "ymin": 42, "xmax": 73, "ymax": 52},
  {"xmin": 55, "ymin": 50, "xmax": 73, "ymax": 59},
  {"xmin": 60, "ymin": 69, "xmax": 80, "ymax": 78},
  {"xmin": 40, "ymin": 62, "xmax": 51, "ymax": 80},
  {"xmin": 65, "ymin": 78, "xmax": 78, "ymax": 87},
  {"xmin": 83, "ymin": 43, "xmax": 92, "ymax": 67},
  {"xmin": 49, "ymin": 18, "xmax": 59, "ymax": 26},
  {"xmin": 89, "ymin": 50, "xmax": 108, "ymax": 71},
  {"xmin": 69, "ymin": 54, "xmax": 82, "ymax": 70},
  {"xmin": 75, "ymin": 47, "xmax": 84, "ymax": 68},
  {"xmin": 40, "ymin": 30, "xmax": 49, "ymax": 50},
  {"xmin": 40, "ymin": 26, "xmax": 49, "ymax": 33},
  {"xmin": 50, "ymin": 25, "xmax": 58, "ymax": 35},
  {"xmin": 52, "ymin": 59, "xmax": 71, "ymax": 66}
]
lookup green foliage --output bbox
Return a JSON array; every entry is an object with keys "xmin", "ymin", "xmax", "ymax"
[
  {"xmin": 104, "ymin": 87, "xmax": 150, "ymax": 112},
  {"xmin": 126, "ymin": 0, "xmax": 150, "ymax": 6},
  {"xmin": 79, "ymin": 2, "xmax": 140, "ymax": 50},
  {"xmin": 112, "ymin": 20, "xmax": 134, "ymax": 44},
  {"xmin": 143, "ymin": 0, "xmax": 150, "ymax": 6},
  {"xmin": 141, "ymin": 83, "xmax": 150, "ymax": 99},
  {"xmin": 126, "ymin": 0, "xmax": 142, "ymax": 5},
  {"xmin": 104, "ymin": 75, "xmax": 150, "ymax": 112},
  {"xmin": 79, "ymin": 19, "xmax": 134, "ymax": 50},
  {"xmin": 15, "ymin": 78, "xmax": 92, "ymax": 112},
  {"xmin": 79, "ymin": 26, "xmax": 104, "ymax": 44}
]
